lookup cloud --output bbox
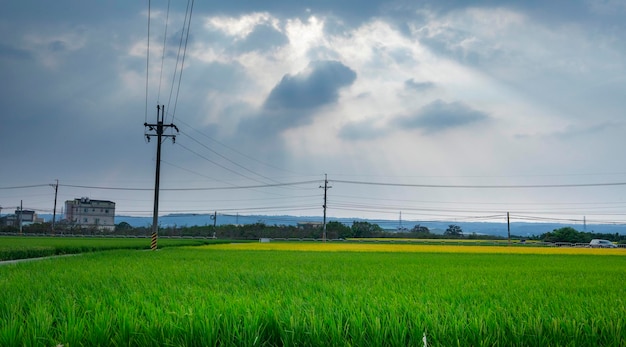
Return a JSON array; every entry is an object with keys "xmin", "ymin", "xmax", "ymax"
[
  {"xmin": 404, "ymin": 78, "xmax": 435, "ymax": 92},
  {"xmin": 233, "ymin": 60, "xmax": 356, "ymax": 154},
  {"xmin": 263, "ymin": 60, "xmax": 357, "ymax": 111},
  {"xmin": 204, "ymin": 12, "xmax": 288, "ymax": 53},
  {"xmin": 393, "ymin": 99, "xmax": 489, "ymax": 133},
  {"xmin": 515, "ymin": 121, "xmax": 624, "ymax": 140},
  {"xmin": 0, "ymin": 43, "xmax": 32, "ymax": 60},
  {"xmin": 338, "ymin": 119, "xmax": 387, "ymax": 141},
  {"xmin": 234, "ymin": 23, "xmax": 289, "ymax": 52}
]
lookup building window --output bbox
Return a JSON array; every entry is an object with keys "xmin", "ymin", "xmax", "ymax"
[
  {"xmin": 105, "ymin": 209, "xmax": 109, "ymax": 213},
  {"xmin": 83, "ymin": 218, "xmax": 88, "ymax": 223},
  {"xmin": 84, "ymin": 208, "xmax": 88, "ymax": 213}
]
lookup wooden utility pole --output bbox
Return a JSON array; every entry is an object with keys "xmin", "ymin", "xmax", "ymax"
[
  {"xmin": 507, "ymin": 212, "xmax": 511, "ymax": 245},
  {"xmin": 210, "ymin": 211, "xmax": 217, "ymax": 238},
  {"xmin": 51, "ymin": 179, "xmax": 58, "ymax": 233},
  {"xmin": 19, "ymin": 200, "xmax": 23, "ymax": 234},
  {"xmin": 319, "ymin": 174, "xmax": 332, "ymax": 242},
  {"xmin": 145, "ymin": 105, "xmax": 178, "ymax": 250}
]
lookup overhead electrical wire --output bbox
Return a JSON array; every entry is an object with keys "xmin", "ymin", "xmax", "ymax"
[
  {"xmin": 57, "ymin": 181, "xmax": 320, "ymax": 191},
  {"xmin": 176, "ymin": 142, "xmax": 280, "ymax": 186},
  {"xmin": 332, "ymin": 179, "xmax": 626, "ymax": 189},
  {"xmin": 157, "ymin": 0, "xmax": 171, "ymax": 104},
  {"xmin": 0, "ymin": 184, "xmax": 51, "ymax": 190},
  {"xmin": 179, "ymin": 130, "xmax": 283, "ymax": 184},
  {"xmin": 144, "ymin": 0, "xmax": 151, "ymax": 127},
  {"xmin": 176, "ymin": 118, "xmax": 306, "ymax": 177},
  {"xmin": 174, "ymin": 131, "xmax": 315, "ymax": 195},
  {"xmin": 167, "ymin": 0, "xmax": 194, "ymax": 123}
]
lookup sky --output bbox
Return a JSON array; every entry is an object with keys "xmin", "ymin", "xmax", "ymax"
[{"xmin": 1, "ymin": 0, "xmax": 626, "ymax": 227}]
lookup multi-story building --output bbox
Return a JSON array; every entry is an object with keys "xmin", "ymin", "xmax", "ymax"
[
  {"xmin": 65, "ymin": 197, "xmax": 116, "ymax": 231},
  {"xmin": 0, "ymin": 209, "xmax": 44, "ymax": 227}
]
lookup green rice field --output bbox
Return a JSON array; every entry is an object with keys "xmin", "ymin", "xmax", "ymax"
[
  {"xmin": 0, "ymin": 236, "xmax": 222, "ymax": 261},
  {"xmin": 0, "ymin": 241, "xmax": 625, "ymax": 346}
]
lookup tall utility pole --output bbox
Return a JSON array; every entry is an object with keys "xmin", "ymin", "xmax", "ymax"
[
  {"xmin": 319, "ymin": 174, "xmax": 332, "ymax": 242},
  {"xmin": 210, "ymin": 211, "xmax": 217, "ymax": 239},
  {"xmin": 51, "ymin": 179, "xmax": 59, "ymax": 233},
  {"xmin": 19, "ymin": 200, "xmax": 23, "ymax": 234},
  {"xmin": 145, "ymin": 105, "xmax": 178, "ymax": 250},
  {"xmin": 507, "ymin": 212, "xmax": 511, "ymax": 245}
]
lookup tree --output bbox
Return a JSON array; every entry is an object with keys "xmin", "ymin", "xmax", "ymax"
[
  {"xmin": 541, "ymin": 227, "xmax": 590, "ymax": 243},
  {"xmin": 115, "ymin": 222, "xmax": 133, "ymax": 232},
  {"xmin": 411, "ymin": 224, "xmax": 430, "ymax": 234},
  {"xmin": 326, "ymin": 221, "xmax": 352, "ymax": 239},
  {"xmin": 351, "ymin": 221, "xmax": 383, "ymax": 238},
  {"xmin": 444, "ymin": 224, "xmax": 463, "ymax": 238}
]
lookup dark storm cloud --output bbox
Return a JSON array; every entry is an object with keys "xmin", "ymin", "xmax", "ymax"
[
  {"xmin": 263, "ymin": 60, "xmax": 357, "ymax": 111},
  {"xmin": 404, "ymin": 79, "xmax": 435, "ymax": 92},
  {"xmin": 393, "ymin": 99, "xmax": 489, "ymax": 133},
  {"xmin": 235, "ymin": 60, "xmax": 356, "ymax": 149}
]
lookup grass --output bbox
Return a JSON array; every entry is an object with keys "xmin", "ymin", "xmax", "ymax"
[
  {"xmin": 0, "ymin": 235, "xmax": 225, "ymax": 261},
  {"xmin": 0, "ymin": 244, "xmax": 624, "ymax": 346}
]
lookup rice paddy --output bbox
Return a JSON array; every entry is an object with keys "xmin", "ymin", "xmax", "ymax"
[
  {"xmin": 0, "ymin": 236, "xmax": 222, "ymax": 261},
  {"xmin": 0, "ymin": 239, "xmax": 624, "ymax": 346},
  {"xmin": 206, "ymin": 241, "xmax": 625, "ymax": 255}
]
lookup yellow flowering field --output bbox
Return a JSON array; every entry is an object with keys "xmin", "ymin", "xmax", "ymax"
[{"xmin": 203, "ymin": 241, "xmax": 625, "ymax": 255}]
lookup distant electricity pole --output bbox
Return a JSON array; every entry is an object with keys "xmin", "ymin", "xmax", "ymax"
[
  {"xmin": 50, "ymin": 179, "xmax": 59, "ymax": 233},
  {"xmin": 507, "ymin": 212, "xmax": 511, "ymax": 245},
  {"xmin": 19, "ymin": 200, "xmax": 23, "ymax": 234},
  {"xmin": 319, "ymin": 174, "xmax": 332, "ymax": 242},
  {"xmin": 210, "ymin": 211, "xmax": 217, "ymax": 238},
  {"xmin": 145, "ymin": 105, "xmax": 178, "ymax": 250}
]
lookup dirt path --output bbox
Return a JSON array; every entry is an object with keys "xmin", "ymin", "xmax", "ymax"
[{"xmin": 0, "ymin": 253, "xmax": 82, "ymax": 266}]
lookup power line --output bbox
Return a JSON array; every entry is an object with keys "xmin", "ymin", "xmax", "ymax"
[
  {"xmin": 157, "ymin": 0, "xmax": 171, "ymax": 104},
  {"xmin": 332, "ymin": 179, "xmax": 626, "ymax": 189},
  {"xmin": 57, "ymin": 180, "xmax": 320, "ymax": 191},
  {"xmin": 167, "ymin": 0, "xmax": 194, "ymax": 123},
  {"xmin": 176, "ymin": 142, "xmax": 281, "ymax": 185},
  {"xmin": 176, "ymin": 118, "xmax": 305, "ymax": 176},
  {"xmin": 179, "ymin": 130, "xmax": 284, "ymax": 184},
  {"xmin": 144, "ymin": 0, "xmax": 151, "ymax": 126},
  {"xmin": 0, "ymin": 184, "xmax": 50, "ymax": 190}
]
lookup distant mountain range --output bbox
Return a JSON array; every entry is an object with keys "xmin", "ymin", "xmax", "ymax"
[{"xmin": 35, "ymin": 213, "xmax": 625, "ymax": 237}]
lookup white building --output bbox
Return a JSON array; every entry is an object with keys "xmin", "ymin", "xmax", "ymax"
[{"xmin": 65, "ymin": 197, "xmax": 115, "ymax": 231}]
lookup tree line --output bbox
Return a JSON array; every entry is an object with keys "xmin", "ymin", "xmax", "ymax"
[
  {"xmin": 1, "ymin": 221, "xmax": 449, "ymax": 239},
  {"xmin": 1, "ymin": 222, "xmax": 624, "ymax": 244},
  {"xmin": 537, "ymin": 227, "xmax": 625, "ymax": 244}
]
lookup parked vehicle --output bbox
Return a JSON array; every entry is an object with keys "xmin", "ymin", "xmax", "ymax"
[{"xmin": 589, "ymin": 239, "xmax": 617, "ymax": 248}]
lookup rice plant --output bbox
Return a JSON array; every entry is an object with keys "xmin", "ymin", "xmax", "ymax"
[{"xmin": 0, "ymin": 246, "xmax": 624, "ymax": 346}]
